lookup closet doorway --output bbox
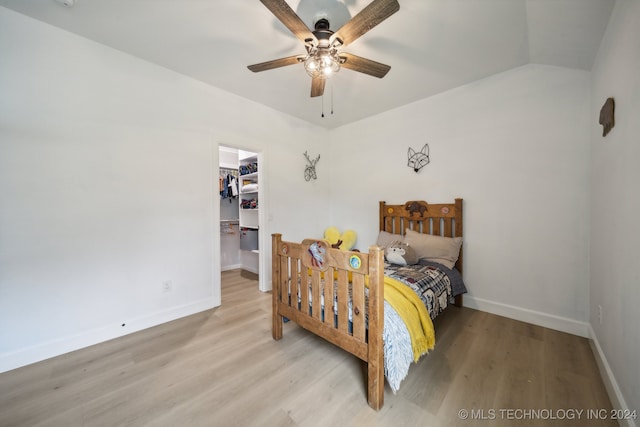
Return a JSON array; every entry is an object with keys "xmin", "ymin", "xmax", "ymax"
[{"xmin": 218, "ymin": 145, "xmax": 266, "ymax": 292}]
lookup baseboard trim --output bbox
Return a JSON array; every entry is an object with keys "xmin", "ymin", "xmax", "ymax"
[
  {"xmin": 221, "ymin": 263, "xmax": 242, "ymax": 271},
  {"xmin": 0, "ymin": 297, "xmax": 219, "ymax": 374},
  {"xmin": 463, "ymin": 295, "xmax": 590, "ymax": 337},
  {"xmin": 588, "ymin": 326, "xmax": 638, "ymax": 427}
]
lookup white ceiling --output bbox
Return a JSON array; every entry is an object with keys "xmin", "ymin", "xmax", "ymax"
[{"xmin": 0, "ymin": 0, "xmax": 615, "ymax": 129}]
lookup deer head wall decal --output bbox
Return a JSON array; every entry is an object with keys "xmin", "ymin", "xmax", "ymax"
[{"xmin": 303, "ymin": 151, "xmax": 320, "ymax": 181}]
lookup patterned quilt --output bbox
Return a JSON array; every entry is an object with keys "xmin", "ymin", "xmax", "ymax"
[{"xmin": 384, "ymin": 261, "xmax": 453, "ymax": 320}]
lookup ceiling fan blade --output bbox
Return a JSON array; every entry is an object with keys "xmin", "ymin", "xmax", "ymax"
[
  {"xmin": 339, "ymin": 53, "xmax": 391, "ymax": 78},
  {"xmin": 247, "ymin": 55, "xmax": 303, "ymax": 72},
  {"xmin": 310, "ymin": 77, "xmax": 325, "ymax": 97},
  {"xmin": 260, "ymin": 0, "xmax": 316, "ymax": 43},
  {"xmin": 331, "ymin": 0, "xmax": 400, "ymax": 46}
]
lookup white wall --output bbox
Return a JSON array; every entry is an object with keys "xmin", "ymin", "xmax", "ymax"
[
  {"xmin": 0, "ymin": 8, "xmax": 331, "ymax": 372},
  {"xmin": 3, "ymin": 7, "xmax": 638, "ymax": 418},
  {"xmin": 590, "ymin": 0, "xmax": 640, "ymax": 419},
  {"xmin": 330, "ymin": 64, "xmax": 592, "ymax": 336}
]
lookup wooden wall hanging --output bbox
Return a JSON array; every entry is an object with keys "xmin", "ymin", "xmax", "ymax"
[{"xmin": 599, "ymin": 97, "xmax": 615, "ymax": 137}]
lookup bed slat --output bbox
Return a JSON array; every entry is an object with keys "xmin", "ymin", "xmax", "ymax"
[
  {"xmin": 444, "ymin": 217, "xmax": 452, "ymax": 237},
  {"xmin": 291, "ymin": 258, "xmax": 300, "ymax": 309},
  {"xmin": 279, "ymin": 257, "xmax": 289, "ymax": 307},
  {"xmin": 337, "ymin": 270, "xmax": 349, "ymax": 333},
  {"xmin": 300, "ymin": 267, "xmax": 309, "ymax": 315},
  {"xmin": 323, "ymin": 267, "xmax": 335, "ymax": 326},
  {"xmin": 432, "ymin": 216, "xmax": 441, "ymax": 236},
  {"xmin": 352, "ymin": 273, "xmax": 365, "ymax": 341},
  {"xmin": 311, "ymin": 270, "xmax": 321, "ymax": 320}
]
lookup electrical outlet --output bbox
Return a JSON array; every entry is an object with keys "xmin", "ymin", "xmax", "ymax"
[
  {"xmin": 597, "ymin": 304, "xmax": 603, "ymax": 325},
  {"xmin": 163, "ymin": 280, "xmax": 173, "ymax": 293}
]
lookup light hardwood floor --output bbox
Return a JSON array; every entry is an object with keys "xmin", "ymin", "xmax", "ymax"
[{"xmin": 0, "ymin": 270, "xmax": 616, "ymax": 427}]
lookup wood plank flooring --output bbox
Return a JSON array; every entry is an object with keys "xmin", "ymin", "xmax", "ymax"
[{"xmin": 0, "ymin": 270, "xmax": 616, "ymax": 426}]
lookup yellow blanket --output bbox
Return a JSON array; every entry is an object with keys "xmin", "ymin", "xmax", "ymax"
[
  {"xmin": 366, "ymin": 275, "xmax": 436, "ymax": 361},
  {"xmin": 382, "ymin": 276, "xmax": 435, "ymax": 361}
]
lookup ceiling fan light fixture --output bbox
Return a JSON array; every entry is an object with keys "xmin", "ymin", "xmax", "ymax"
[{"xmin": 304, "ymin": 47, "xmax": 340, "ymax": 79}]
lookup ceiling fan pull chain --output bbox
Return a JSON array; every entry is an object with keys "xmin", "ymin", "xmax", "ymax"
[
  {"xmin": 321, "ymin": 93, "xmax": 325, "ymax": 118},
  {"xmin": 331, "ymin": 82, "xmax": 334, "ymax": 115}
]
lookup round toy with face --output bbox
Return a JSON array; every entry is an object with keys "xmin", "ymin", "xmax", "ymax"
[{"xmin": 385, "ymin": 242, "xmax": 418, "ymax": 266}]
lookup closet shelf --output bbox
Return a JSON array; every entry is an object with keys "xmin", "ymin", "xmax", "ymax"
[{"xmin": 238, "ymin": 151, "xmax": 259, "ymax": 254}]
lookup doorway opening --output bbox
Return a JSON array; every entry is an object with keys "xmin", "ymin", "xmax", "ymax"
[{"xmin": 218, "ymin": 145, "xmax": 266, "ymax": 293}]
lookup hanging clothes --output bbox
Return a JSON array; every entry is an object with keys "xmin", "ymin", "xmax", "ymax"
[
  {"xmin": 219, "ymin": 168, "xmax": 238, "ymax": 201},
  {"xmin": 229, "ymin": 175, "xmax": 238, "ymax": 197}
]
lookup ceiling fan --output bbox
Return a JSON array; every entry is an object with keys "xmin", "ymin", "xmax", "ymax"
[{"xmin": 247, "ymin": 0, "xmax": 400, "ymax": 98}]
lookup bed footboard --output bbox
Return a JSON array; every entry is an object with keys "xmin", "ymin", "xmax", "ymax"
[{"xmin": 271, "ymin": 234, "xmax": 385, "ymax": 409}]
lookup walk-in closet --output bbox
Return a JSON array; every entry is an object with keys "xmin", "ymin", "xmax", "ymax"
[{"xmin": 219, "ymin": 146, "xmax": 260, "ymax": 278}]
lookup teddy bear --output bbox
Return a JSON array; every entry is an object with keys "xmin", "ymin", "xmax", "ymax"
[{"xmin": 384, "ymin": 241, "xmax": 418, "ymax": 266}]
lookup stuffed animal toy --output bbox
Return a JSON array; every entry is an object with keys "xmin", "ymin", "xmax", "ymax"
[
  {"xmin": 324, "ymin": 227, "xmax": 357, "ymax": 251},
  {"xmin": 385, "ymin": 242, "xmax": 418, "ymax": 266}
]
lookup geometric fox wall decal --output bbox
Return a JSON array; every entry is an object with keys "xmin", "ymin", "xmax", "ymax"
[{"xmin": 407, "ymin": 143, "xmax": 430, "ymax": 173}]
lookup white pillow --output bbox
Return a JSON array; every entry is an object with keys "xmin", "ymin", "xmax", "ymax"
[
  {"xmin": 376, "ymin": 230, "xmax": 403, "ymax": 249},
  {"xmin": 403, "ymin": 229, "xmax": 462, "ymax": 269}
]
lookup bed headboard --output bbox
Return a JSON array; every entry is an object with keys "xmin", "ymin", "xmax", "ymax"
[{"xmin": 379, "ymin": 199, "xmax": 463, "ymax": 273}]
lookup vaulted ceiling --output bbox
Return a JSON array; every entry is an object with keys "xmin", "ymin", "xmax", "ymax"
[{"xmin": 0, "ymin": 0, "xmax": 615, "ymax": 129}]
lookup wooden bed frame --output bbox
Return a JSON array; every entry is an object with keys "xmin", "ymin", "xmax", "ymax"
[{"xmin": 271, "ymin": 199, "xmax": 463, "ymax": 410}]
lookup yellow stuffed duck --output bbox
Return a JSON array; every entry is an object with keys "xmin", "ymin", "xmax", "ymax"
[{"xmin": 324, "ymin": 227, "xmax": 357, "ymax": 251}]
